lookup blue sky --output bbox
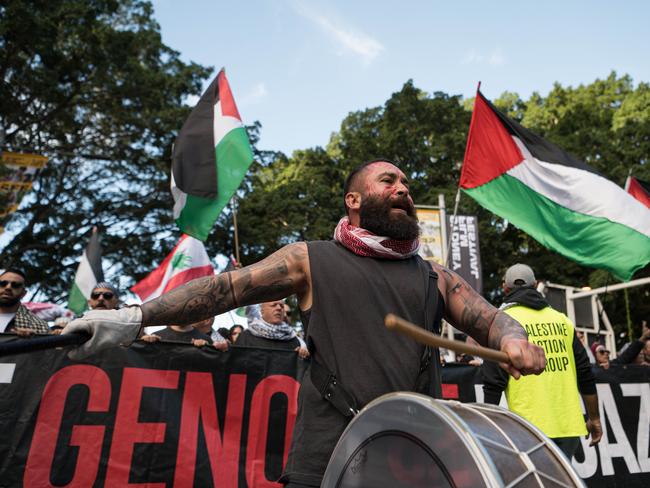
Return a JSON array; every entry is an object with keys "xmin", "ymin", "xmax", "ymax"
[{"xmin": 152, "ymin": 0, "xmax": 650, "ymax": 156}]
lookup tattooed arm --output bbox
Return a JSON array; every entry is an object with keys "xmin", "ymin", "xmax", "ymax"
[
  {"xmin": 432, "ymin": 262, "xmax": 546, "ymax": 377},
  {"xmin": 62, "ymin": 243, "xmax": 311, "ymax": 360},
  {"xmin": 141, "ymin": 242, "xmax": 311, "ymax": 327}
]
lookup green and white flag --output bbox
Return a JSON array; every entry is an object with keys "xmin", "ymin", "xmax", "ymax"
[
  {"xmin": 171, "ymin": 69, "xmax": 254, "ymax": 240},
  {"xmin": 68, "ymin": 228, "xmax": 104, "ymax": 315},
  {"xmin": 461, "ymin": 91, "xmax": 650, "ymax": 281}
]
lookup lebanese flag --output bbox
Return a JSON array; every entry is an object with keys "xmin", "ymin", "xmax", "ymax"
[
  {"xmin": 461, "ymin": 91, "xmax": 650, "ymax": 281},
  {"xmin": 625, "ymin": 175, "xmax": 650, "ymax": 209},
  {"xmin": 131, "ymin": 234, "xmax": 215, "ymax": 303},
  {"xmin": 171, "ymin": 69, "xmax": 254, "ymax": 241}
]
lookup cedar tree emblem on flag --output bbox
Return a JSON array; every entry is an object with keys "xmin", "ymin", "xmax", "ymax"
[
  {"xmin": 171, "ymin": 69, "xmax": 254, "ymax": 240},
  {"xmin": 131, "ymin": 234, "xmax": 215, "ymax": 303},
  {"xmin": 461, "ymin": 90, "xmax": 650, "ymax": 281}
]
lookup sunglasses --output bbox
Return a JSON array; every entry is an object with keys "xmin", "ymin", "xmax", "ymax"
[
  {"xmin": 0, "ymin": 280, "xmax": 24, "ymax": 289},
  {"xmin": 91, "ymin": 291, "xmax": 114, "ymax": 300},
  {"xmin": 596, "ymin": 349, "xmax": 610, "ymax": 354}
]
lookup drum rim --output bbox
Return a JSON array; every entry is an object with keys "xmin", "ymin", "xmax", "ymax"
[
  {"xmin": 322, "ymin": 392, "xmax": 504, "ymax": 488},
  {"xmin": 467, "ymin": 402, "xmax": 586, "ymax": 488}
]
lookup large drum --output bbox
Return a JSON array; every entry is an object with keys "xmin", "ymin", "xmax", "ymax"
[{"xmin": 321, "ymin": 392, "xmax": 584, "ymax": 488}]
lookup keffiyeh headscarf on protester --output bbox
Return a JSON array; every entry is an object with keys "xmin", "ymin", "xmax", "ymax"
[
  {"xmin": 246, "ymin": 305, "xmax": 307, "ymax": 348},
  {"xmin": 333, "ymin": 216, "xmax": 420, "ymax": 259}
]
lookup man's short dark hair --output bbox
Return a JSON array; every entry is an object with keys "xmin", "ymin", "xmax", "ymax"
[
  {"xmin": 0, "ymin": 268, "xmax": 26, "ymax": 281},
  {"xmin": 343, "ymin": 159, "xmax": 398, "ymax": 214}
]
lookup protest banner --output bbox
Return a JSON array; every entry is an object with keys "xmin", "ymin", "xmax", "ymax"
[{"xmin": 0, "ymin": 338, "xmax": 647, "ymax": 487}]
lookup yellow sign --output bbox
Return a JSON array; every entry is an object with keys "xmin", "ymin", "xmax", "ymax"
[
  {"xmin": 0, "ymin": 152, "xmax": 49, "ymax": 234},
  {"xmin": 416, "ymin": 208, "xmax": 444, "ymax": 264},
  {"xmin": 0, "ymin": 151, "xmax": 48, "ymax": 168}
]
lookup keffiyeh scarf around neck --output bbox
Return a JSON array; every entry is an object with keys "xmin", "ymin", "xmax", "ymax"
[
  {"xmin": 246, "ymin": 305, "xmax": 300, "ymax": 342},
  {"xmin": 333, "ymin": 216, "xmax": 420, "ymax": 259}
]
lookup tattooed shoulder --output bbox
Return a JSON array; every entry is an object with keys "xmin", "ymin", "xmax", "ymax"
[{"xmin": 429, "ymin": 261, "xmax": 528, "ymax": 349}]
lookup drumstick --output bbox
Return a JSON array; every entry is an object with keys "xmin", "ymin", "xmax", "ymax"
[{"xmin": 385, "ymin": 314, "xmax": 510, "ymax": 364}]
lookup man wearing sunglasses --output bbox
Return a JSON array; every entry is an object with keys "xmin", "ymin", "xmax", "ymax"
[
  {"xmin": 88, "ymin": 282, "xmax": 120, "ymax": 311},
  {"xmin": 0, "ymin": 268, "xmax": 49, "ymax": 334}
]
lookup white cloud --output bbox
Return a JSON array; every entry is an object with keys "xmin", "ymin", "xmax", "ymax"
[
  {"xmin": 290, "ymin": 0, "xmax": 383, "ymax": 64},
  {"xmin": 462, "ymin": 48, "xmax": 506, "ymax": 67},
  {"xmin": 239, "ymin": 82, "xmax": 268, "ymax": 106}
]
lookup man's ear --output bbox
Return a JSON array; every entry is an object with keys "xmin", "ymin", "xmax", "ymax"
[
  {"xmin": 345, "ymin": 191, "xmax": 361, "ymax": 211},
  {"xmin": 19, "ymin": 288, "xmax": 27, "ymax": 300}
]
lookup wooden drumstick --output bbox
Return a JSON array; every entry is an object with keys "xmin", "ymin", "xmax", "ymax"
[{"xmin": 385, "ymin": 314, "xmax": 510, "ymax": 364}]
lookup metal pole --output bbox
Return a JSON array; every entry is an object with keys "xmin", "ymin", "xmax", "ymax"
[
  {"xmin": 569, "ymin": 277, "xmax": 650, "ymax": 299},
  {"xmin": 438, "ymin": 193, "xmax": 448, "ymax": 266},
  {"xmin": 444, "ymin": 188, "xmax": 462, "ymax": 267},
  {"xmin": 624, "ymin": 288, "xmax": 634, "ymax": 340}
]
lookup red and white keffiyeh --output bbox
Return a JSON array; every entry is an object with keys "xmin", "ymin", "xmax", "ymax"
[{"xmin": 333, "ymin": 217, "xmax": 420, "ymax": 259}]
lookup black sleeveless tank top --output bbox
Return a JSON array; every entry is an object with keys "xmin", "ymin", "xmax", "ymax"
[{"xmin": 281, "ymin": 240, "xmax": 444, "ymax": 486}]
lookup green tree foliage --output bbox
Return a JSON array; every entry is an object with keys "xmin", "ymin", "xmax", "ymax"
[{"xmin": 0, "ymin": 0, "xmax": 210, "ymax": 300}]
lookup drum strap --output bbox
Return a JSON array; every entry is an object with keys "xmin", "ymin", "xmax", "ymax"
[
  {"xmin": 413, "ymin": 265, "xmax": 443, "ymax": 399},
  {"xmin": 310, "ymin": 359, "xmax": 359, "ymax": 418}
]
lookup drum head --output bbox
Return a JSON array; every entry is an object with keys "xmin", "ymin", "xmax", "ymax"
[
  {"xmin": 322, "ymin": 392, "xmax": 499, "ymax": 488},
  {"xmin": 322, "ymin": 392, "xmax": 583, "ymax": 488}
]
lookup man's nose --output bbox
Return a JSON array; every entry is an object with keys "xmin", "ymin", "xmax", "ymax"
[{"xmin": 395, "ymin": 181, "xmax": 409, "ymax": 196}]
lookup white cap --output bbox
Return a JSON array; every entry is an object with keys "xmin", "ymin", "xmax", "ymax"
[{"xmin": 504, "ymin": 263, "xmax": 536, "ymax": 288}]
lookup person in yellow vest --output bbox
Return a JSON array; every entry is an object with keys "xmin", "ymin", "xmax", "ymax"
[{"xmin": 482, "ymin": 263, "xmax": 602, "ymax": 458}]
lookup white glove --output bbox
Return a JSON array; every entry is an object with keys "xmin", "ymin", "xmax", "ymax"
[{"xmin": 62, "ymin": 307, "xmax": 143, "ymax": 360}]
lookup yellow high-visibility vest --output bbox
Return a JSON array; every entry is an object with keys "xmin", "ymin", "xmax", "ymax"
[{"xmin": 504, "ymin": 305, "xmax": 587, "ymax": 438}]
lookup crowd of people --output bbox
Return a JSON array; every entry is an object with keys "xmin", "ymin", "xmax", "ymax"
[
  {"xmin": 0, "ymin": 268, "xmax": 309, "ymax": 358},
  {"xmin": 2, "ymin": 263, "xmax": 647, "ymax": 373},
  {"xmin": 4, "ymin": 265, "xmax": 645, "ymax": 366}
]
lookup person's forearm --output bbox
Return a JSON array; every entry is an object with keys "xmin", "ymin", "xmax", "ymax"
[
  {"xmin": 141, "ymin": 274, "xmax": 232, "ymax": 326},
  {"xmin": 486, "ymin": 311, "xmax": 529, "ymax": 351},
  {"xmin": 141, "ymin": 243, "xmax": 308, "ymax": 327},
  {"xmin": 582, "ymin": 393, "xmax": 600, "ymax": 421}
]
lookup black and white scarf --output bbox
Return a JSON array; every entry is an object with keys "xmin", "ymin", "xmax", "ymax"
[{"xmin": 246, "ymin": 305, "xmax": 306, "ymax": 347}]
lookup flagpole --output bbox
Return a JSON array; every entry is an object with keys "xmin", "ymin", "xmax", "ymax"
[
  {"xmin": 231, "ymin": 197, "xmax": 241, "ymax": 265},
  {"xmin": 444, "ymin": 187, "xmax": 462, "ymax": 267}
]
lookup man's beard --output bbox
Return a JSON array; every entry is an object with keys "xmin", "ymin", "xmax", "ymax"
[
  {"xmin": 359, "ymin": 195, "xmax": 419, "ymax": 240},
  {"xmin": 0, "ymin": 295, "xmax": 21, "ymax": 307}
]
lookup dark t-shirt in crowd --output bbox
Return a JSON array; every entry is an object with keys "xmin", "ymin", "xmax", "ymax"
[
  {"xmin": 281, "ymin": 240, "xmax": 444, "ymax": 487},
  {"xmin": 152, "ymin": 327, "xmax": 211, "ymax": 344},
  {"xmin": 235, "ymin": 329, "xmax": 300, "ymax": 350}
]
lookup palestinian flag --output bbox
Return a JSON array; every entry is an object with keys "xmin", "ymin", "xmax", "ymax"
[
  {"xmin": 171, "ymin": 69, "xmax": 254, "ymax": 241},
  {"xmin": 68, "ymin": 228, "xmax": 103, "ymax": 315},
  {"xmin": 131, "ymin": 234, "xmax": 215, "ymax": 303},
  {"xmin": 625, "ymin": 175, "xmax": 650, "ymax": 209},
  {"xmin": 461, "ymin": 91, "xmax": 650, "ymax": 281}
]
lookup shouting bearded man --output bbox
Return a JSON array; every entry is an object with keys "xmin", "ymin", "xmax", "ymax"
[{"xmin": 64, "ymin": 159, "xmax": 545, "ymax": 487}]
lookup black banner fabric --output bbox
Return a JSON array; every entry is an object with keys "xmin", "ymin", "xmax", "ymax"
[
  {"xmin": 0, "ymin": 339, "xmax": 648, "ymax": 487},
  {"xmin": 445, "ymin": 215, "xmax": 483, "ymax": 295},
  {"xmin": 0, "ymin": 341, "xmax": 306, "ymax": 488}
]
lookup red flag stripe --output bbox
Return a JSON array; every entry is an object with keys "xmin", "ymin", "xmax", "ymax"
[
  {"xmin": 131, "ymin": 235, "xmax": 190, "ymax": 300},
  {"xmin": 217, "ymin": 70, "xmax": 242, "ymax": 121},
  {"xmin": 627, "ymin": 177, "xmax": 650, "ymax": 209},
  {"xmin": 161, "ymin": 265, "xmax": 214, "ymax": 295},
  {"xmin": 460, "ymin": 92, "xmax": 524, "ymax": 189}
]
